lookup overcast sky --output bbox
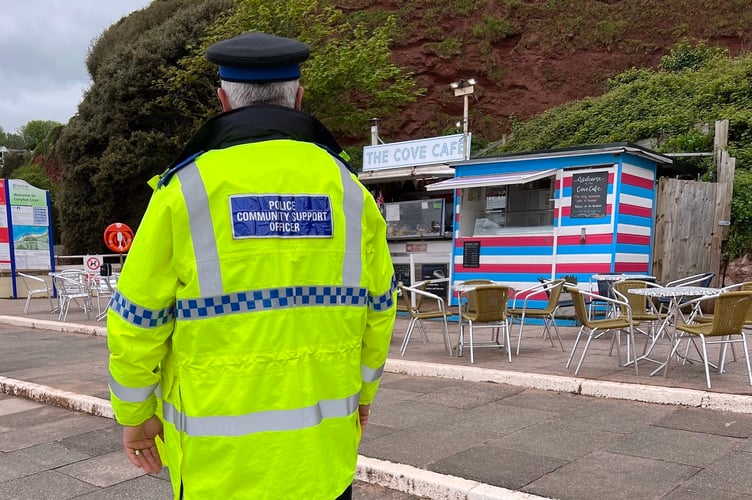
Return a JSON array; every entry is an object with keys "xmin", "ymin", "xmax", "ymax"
[{"xmin": 0, "ymin": 0, "xmax": 153, "ymax": 134}]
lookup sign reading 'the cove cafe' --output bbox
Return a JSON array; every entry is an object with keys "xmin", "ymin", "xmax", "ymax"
[{"xmin": 362, "ymin": 133, "xmax": 468, "ymax": 171}]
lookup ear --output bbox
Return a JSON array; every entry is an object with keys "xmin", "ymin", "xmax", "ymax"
[
  {"xmin": 295, "ymin": 86, "xmax": 304, "ymax": 110},
  {"xmin": 217, "ymin": 87, "xmax": 232, "ymax": 112}
]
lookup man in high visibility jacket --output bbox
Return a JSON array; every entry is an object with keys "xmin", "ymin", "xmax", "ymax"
[{"xmin": 107, "ymin": 32, "xmax": 396, "ymax": 499}]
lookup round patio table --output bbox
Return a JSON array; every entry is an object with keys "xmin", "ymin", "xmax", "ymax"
[{"xmin": 627, "ymin": 286, "xmax": 720, "ymax": 376}]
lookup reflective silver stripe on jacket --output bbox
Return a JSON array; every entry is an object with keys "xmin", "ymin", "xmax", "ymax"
[
  {"xmin": 162, "ymin": 392, "xmax": 360, "ymax": 436},
  {"xmin": 110, "ymin": 290, "xmax": 176, "ymax": 328},
  {"xmin": 177, "ymin": 154, "xmax": 364, "ymax": 297},
  {"xmin": 176, "ymin": 162, "xmax": 224, "ymax": 297},
  {"xmin": 361, "ymin": 363, "xmax": 385, "ymax": 383},
  {"xmin": 176, "ymin": 285, "xmax": 369, "ymax": 319},
  {"xmin": 335, "ymin": 156, "xmax": 363, "ymax": 287},
  {"xmin": 108, "ymin": 374, "xmax": 158, "ymax": 403}
]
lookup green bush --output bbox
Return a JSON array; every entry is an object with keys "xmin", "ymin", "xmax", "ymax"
[
  {"xmin": 728, "ymin": 169, "xmax": 752, "ymax": 259},
  {"xmin": 659, "ymin": 40, "xmax": 728, "ymax": 72}
]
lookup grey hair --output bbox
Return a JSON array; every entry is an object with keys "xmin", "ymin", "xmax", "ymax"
[{"xmin": 221, "ymin": 79, "xmax": 299, "ymax": 109}]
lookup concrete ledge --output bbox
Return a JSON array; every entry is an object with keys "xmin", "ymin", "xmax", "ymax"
[
  {"xmin": 0, "ymin": 376, "xmax": 113, "ymax": 418},
  {"xmin": 356, "ymin": 456, "xmax": 550, "ymax": 500},
  {"xmin": 386, "ymin": 359, "xmax": 752, "ymax": 414},
  {"xmin": 387, "ymin": 359, "xmax": 582, "ymax": 393},
  {"xmin": 0, "ymin": 315, "xmax": 106, "ymax": 336}
]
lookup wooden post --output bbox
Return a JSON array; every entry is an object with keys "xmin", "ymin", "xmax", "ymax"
[{"xmin": 709, "ymin": 119, "xmax": 734, "ymax": 287}]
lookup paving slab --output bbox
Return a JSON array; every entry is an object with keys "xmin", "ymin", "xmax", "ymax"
[{"xmin": 524, "ymin": 450, "xmax": 699, "ymax": 500}]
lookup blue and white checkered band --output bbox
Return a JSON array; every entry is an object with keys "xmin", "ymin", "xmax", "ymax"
[
  {"xmin": 369, "ymin": 277, "xmax": 397, "ymax": 311},
  {"xmin": 176, "ymin": 286, "xmax": 371, "ymax": 320},
  {"xmin": 109, "ymin": 290, "xmax": 176, "ymax": 328},
  {"xmin": 230, "ymin": 194, "xmax": 333, "ymax": 239}
]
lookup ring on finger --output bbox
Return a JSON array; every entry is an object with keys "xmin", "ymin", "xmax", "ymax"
[{"xmin": 134, "ymin": 449, "xmax": 142, "ymax": 457}]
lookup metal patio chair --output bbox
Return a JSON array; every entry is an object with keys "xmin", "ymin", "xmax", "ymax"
[
  {"xmin": 458, "ymin": 284, "xmax": 512, "ymax": 364},
  {"xmin": 672, "ymin": 291, "xmax": 752, "ymax": 389},
  {"xmin": 566, "ymin": 286, "xmax": 638, "ymax": 376},
  {"xmin": 16, "ymin": 271, "xmax": 54, "ymax": 314},
  {"xmin": 509, "ymin": 278, "xmax": 566, "ymax": 355},
  {"xmin": 51, "ymin": 272, "xmax": 92, "ymax": 322},
  {"xmin": 399, "ymin": 282, "xmax": 453, "ymax": 357}
]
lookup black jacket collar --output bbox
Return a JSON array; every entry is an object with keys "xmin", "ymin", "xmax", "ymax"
[{"xmin": 167, "ymin": 104, "xmax": 345, "ymax": 170}]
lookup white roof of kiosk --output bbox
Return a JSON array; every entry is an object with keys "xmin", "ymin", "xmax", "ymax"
[
  {"xmin": 423, "ymin": 142, "xmax": 674, "ymax": 191},
  {"xmin": 358, "ymin": 163, "xmax": 455, "ymax": 184},
  {"xmin": 425, "ymin": 168, "xmax": 555, "ymax": 191}
]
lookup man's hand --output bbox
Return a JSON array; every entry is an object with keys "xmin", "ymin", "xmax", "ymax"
[
  {"xmin": 358, "ymin": 404, "xmax": 371, "ymax": 431},
  {"xmin": 123, "ymin": 415, "xmax": 163, "ymax": 473}
]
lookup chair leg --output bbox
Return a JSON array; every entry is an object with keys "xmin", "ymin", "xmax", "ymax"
[
  {"xmin": 549, "ymin": 316, "xmax": 565, "ymax": 352},
  {"xmin": 515, "ymin": 314, "xmax": 526, "ymax": 355},
  {"xmin": 469, "ymin": 321, "xmax": 475, "ymax": 364},
  {"xmin": 629, "ymin": 325, "xmax": 638, "ymax": 375},
  {"xmin": 457, "ymin": 321, "xmax": 465, "ymax": 357},
  {"xmin": 440, "ymin": 318, "xmax": 453, "ymax": 357},
  {"xmin": 60, "ymin": 299, "xmax": 70, "ymax": 322},
  {"xmin": 741, "ymin": 333, "xmax": 752, "ymax": 386},
  {"xmin": 416, "ymin": 321, "xmax": 429, "ymax": 344},
  {"xmin": 700, "ymin": 335, "xmax": 712, "ymax": 389},
  {"xmin": 400, "ymin": 318, "xmax": 418, "ymax": 356},
  {"xmin": 566, "ymin": 326, "xmax": 586, "ymax": 368},
  {"xmin": 613, "ymin": 330, "xmax": 622, "ymax": 368},
  {"xmin": 574, "ymin": 332, "xmax": 596, "ymax": 376},
  {"xmin": 503, "ymin": 320, "xmax": 512, "ymax": 363}
]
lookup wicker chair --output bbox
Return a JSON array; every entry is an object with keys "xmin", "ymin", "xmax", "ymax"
[
  {"xmin": 508, "ymin": 279, "xmax": 566, "ymax": 355},
  {"xmin": 458, "ymin": 285, "xmax": 512, "ymax": 364},
  {"xmin": 398, "ymin": 282, "xmax": 453, "ymax": 357},
  {"xmin": 613, "ymin": 279, "xmax": 663, "ymax": 341},
  {"xmin": 673, "ymin": 291, "xmax": 752, "ymax": 389},
  {"xmin": 566, "ymin": 286, "xmax": 638, "ymax": 376}
]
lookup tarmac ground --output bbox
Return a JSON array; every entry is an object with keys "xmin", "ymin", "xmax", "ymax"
[{"xmin": 3, "ymin": 298, "xmax": 752, "ymax": 499}]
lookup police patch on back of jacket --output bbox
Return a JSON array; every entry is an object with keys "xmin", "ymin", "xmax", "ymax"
[{"xmin": 230, "ymin": 194, "xmax": 333, "ymax": 238}]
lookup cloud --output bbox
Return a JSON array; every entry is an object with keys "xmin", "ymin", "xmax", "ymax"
[{"xmin": 0, "ymin": 0, "xmax": 152, "ymax": 133}]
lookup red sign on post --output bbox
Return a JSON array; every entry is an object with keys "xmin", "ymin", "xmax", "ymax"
[{"xmin": 104, "ymin": 222, "xmax": 134, "ymax": 253}]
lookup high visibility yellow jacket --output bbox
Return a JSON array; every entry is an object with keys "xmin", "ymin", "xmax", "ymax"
[{"xmin": 107, "ymin": 105, "xmax": 396, "ymax": 499}]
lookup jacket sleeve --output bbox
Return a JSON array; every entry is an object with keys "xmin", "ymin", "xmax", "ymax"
[
  {"xmin": 107, "ymin": 188, "xmax": 179, "ymax": 426},
  {"xmin": 360, "ymin": 192, "xmax": 397, "ymax": 406}
]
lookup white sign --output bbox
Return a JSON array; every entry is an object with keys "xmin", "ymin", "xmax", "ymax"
[
  {"xmin": 84, "ymin": 254, "xmax": 103, "ymax": 273},
  {"xmin": 362, "ymin": 134, "xmax": 469, "ymax": 171}
]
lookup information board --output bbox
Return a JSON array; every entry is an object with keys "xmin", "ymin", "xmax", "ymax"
[{"xmin": 571, "ymin": 172, "xmax": 608, "ymax": 218}]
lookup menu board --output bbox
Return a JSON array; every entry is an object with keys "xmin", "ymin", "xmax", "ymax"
[
  {"xmin": 571, "ymin": 171, "xmax": 608, "ymax": 218},
  {"xmin": 462, "ymin": 241, "xmax": 481, "ymax": 268}
]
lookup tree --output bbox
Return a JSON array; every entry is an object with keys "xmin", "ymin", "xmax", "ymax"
[
  {"xmin": 54, "ymin": 0, "xmax": 420, "ymax": 254},
  {"xmin": 0, "ymin": 128, "xmax": 26, "ymax": 149},
  {"xmin": 160, "ymin": 0, "xmax": 421, "ymax": 145},
  {"xmin": 54, "ymin": 0, "xmax": 233, "ymax": 254},
  {"xmin": 19, "ymin": 120, "xmax": 62, "ymax": 151}
]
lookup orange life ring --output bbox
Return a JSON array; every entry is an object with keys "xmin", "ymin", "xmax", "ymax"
[{"xmin": 104, "ymin": 222, "xmax": 134, "ymax": 253}]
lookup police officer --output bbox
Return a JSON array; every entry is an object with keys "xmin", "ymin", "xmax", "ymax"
[{"xmin": 107, "ymin": 32, "xmax": 396, "ymax": 500}]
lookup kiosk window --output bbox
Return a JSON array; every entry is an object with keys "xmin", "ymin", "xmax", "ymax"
[{"xmin": 460, "ymin": 176, "xmax": 555, "ymax": 236}]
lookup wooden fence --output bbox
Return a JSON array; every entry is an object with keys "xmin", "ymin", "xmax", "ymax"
[
  {"xmin": 652, "ymin": 177, "xmax": 716, "ymax": 284},
  {"xmin": 652, "ymin": 120, "xmax": 735, "ymax": 285}
]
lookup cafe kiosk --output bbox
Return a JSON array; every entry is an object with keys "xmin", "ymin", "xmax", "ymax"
[
  {"xmin": 424, "ymin": 143, "xmax": 673, "ymax": 307},
  {"xmin": 359, "ymin": 133, "xmax": 468, "ymax": 299}
]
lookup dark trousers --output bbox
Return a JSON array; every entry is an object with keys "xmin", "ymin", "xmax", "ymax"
[{"xmin": 336, "ymin": 485, "xmax": 353, "ymax": 500}]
